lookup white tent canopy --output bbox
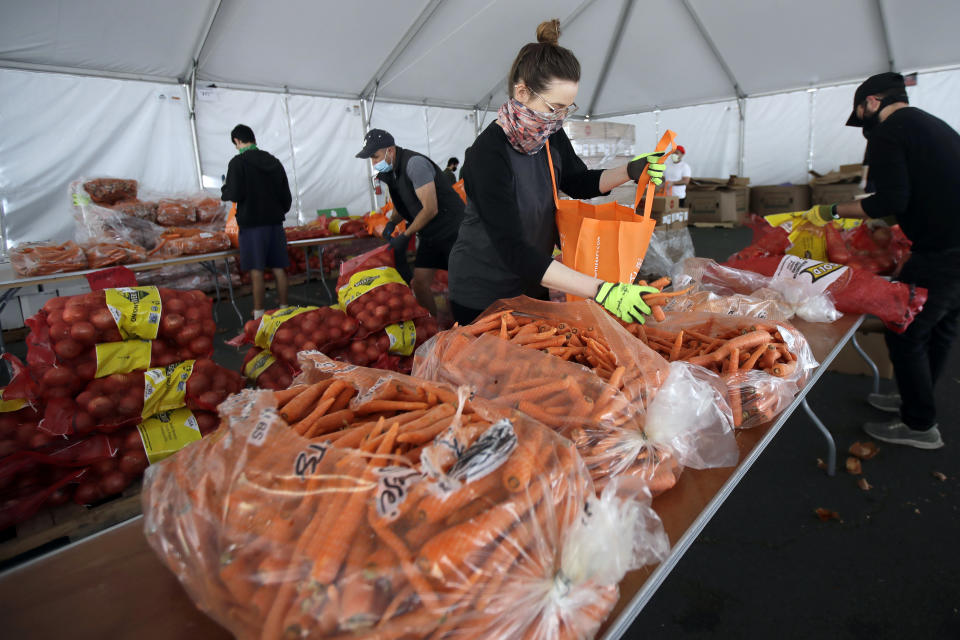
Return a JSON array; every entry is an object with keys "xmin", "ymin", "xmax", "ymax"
[{"xmin": 1, "ymin": 0, "xmax": 959, "ymax": 247}]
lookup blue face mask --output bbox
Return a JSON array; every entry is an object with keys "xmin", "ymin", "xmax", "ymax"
[{"xmin": 373, "ymin": 152, "xmax": 392, "ymax": 173}]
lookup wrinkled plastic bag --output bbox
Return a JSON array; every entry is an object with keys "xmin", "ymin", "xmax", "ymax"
[
  {"xmin": 637, "ymin": 227, "xmax": 696, "ymax": 280},
  {"xmin": 10, "ymin": 241, "xmax": 89, "ymax": 276},
  {"xmin": 143, "ymin": 368, "xmax": 668, "ymax": 640},
  {"xmin": 643, "ymin": 311, "xmax": 818, "ymax": 428}
]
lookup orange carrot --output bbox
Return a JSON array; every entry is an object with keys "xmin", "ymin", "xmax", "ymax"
[{"xmin": 280, "ymin": 380, "xmax": 334, "ymax": 422}]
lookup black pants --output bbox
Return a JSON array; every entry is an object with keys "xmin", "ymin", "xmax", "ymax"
[
  {"xmin": 450, "ymin": 300, "xmax": 485, "ymax": 326},
  {"xmin": 885, "ymin": 250, "xmax": 960, "ymax": 429}
]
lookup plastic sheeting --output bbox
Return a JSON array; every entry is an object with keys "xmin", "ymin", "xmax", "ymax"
[{"xmin": 0, "ymin": 69, "xmax": 197, "ymax": 247}]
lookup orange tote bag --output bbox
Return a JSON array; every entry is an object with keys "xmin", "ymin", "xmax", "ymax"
[{"xmin": 552, "ymin": 130, "xmax": 677, "ymax": 296}]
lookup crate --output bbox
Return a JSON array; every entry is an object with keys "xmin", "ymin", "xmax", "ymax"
[{"xmin": 0, "ymin": 481, "xmax": 143, "ymax": 566}]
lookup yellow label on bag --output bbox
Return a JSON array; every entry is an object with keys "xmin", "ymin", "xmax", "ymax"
[
  {"xmin": 385, "ymin": 320, "xmax": 416, "ymax": 356},
  {"xmin": 328, "ymin": 219, "xmax": 347, "ymax": 233},
  {"xmin": 337, "ymin": 266, "xmax": 405, "ymax": 308},
  {"xmin": 0, "ymin": 389, "xmax": 26, "ymax": 413},
  {"xmin": 786, "ymin": 223, "xmax": 829, "ymax": 261},
  {"xmin": 254, "ymin": 306, "xmax": 319, "ymax": 350},
  {"xmin": 104, "ymin": 286, "xmax": 162, "ymax": 340},
  {"xmin": 136, "ymin": 407, "xmax": 202, "ymax": 464},
  {"xmin": 94, "ymin": 340, "xmax": 152, "ymax": 377},
  {"xmin": 244, "ymin": 349, "xmax": 277, "ymax": 381},
  {"xmin": 142, "ymin": 360, "xmax": 194, "ymax": 419}
]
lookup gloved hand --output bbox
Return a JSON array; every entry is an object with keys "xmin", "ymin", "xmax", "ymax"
[
  {"xmin": 382, "ymin": 220, "xmax": 398, "ymax": 239},
  {"xmin": 803, "ymin": 204, "xmax": 838, "ymax": 226},
  {"xmin": 627, "ymin": 152, "xmax": 667, "ymax": 185},
  {"xmin": 594, "ymin": 282, "xmax": 659, "ymax": 324},
  {"xmin": 387, "ymin": 231, "xmax": 409, "ymax": 252}
]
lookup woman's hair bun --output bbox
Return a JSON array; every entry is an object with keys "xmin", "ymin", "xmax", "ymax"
[{"xmin": 536, "ymin": 19, "xmax": 561, "ymax": 46}]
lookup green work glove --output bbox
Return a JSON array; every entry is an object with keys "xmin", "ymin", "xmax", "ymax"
[
  {"xmin": 594, "ymin": 282, "xmax": 659, "ymax": 324},
  {"xmin": 803, "ymin": 204, "xmax": 838, "ymax": 226},
  {"xmin": 627, "ymin": 152, "xmax": 667, "ymax": 185}
]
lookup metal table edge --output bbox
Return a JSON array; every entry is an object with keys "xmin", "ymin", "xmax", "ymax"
[{"xmin": 601, "ymin": 314, "xmax": 865, "ymax": 640}]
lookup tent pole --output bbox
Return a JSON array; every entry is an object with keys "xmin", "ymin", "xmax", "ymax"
[
  {"xmin": 368, "ymin": 81, "xmax": 379, "ymax": 127},
  {"xmin": 360, "ymin": 0, "xmax": 445, "ymax": 100},
  {"xmin": 186, "ymin": 0, "xmax": 223, "ymax": 81},
  {"xmin": 282, "ymin": 92, "xmax": 304, "ymax": 224},
  {"xmin": 586, "ymin": 0, "xmax": 634, "ymax": 117},
  {"xmin": 874, "ymin": 0, "xmax": 896, "ymax": 72},
  {"xmin": 187, "ymin": 61, "xmax": 204, "ymax": 189},
  {"xmin": 807, "ymin": 89, "xmax": 817, "ymax": 176},
  {"xmin": 679, "ymin": 0, "xmax": 746, "ymax": 101},
  {"xmin": 737, "ymin": 98, "xmax": 746, "ymax": 176},
  {"xmin": 360, "ymin": 98, "xmax": 378, "ymax": 212}
]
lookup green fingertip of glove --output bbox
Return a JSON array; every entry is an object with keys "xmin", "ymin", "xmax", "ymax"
[{"xmin": 594, "ymin": 282, "xmax": 657, "ymax": 324}]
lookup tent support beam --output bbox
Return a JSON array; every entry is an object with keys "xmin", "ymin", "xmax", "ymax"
[
  {"xmin": 874, "ymin": 0, "xmax": 896, "ymax": 72},
  {"xmin": 184, "ymin": 0, "xmax": 223, "ymax": 81},
  {"xmin": 0, "ymin": 60, "xmax": 178, "ymax": 84},
  {"xmin": 473, "ymin": 0, "xmax": 599, "ymax": 109},
  {"xmin": 679, "ymin": 0, "xmax": 745, "ymax": 100},
  {"xmin": 368, "ymin": 81, "xmax": 379, "ymax": 127},
  {"xmin": 282, "ymin": 92, "xmax": 304, "ymax": 223},
  {"xmin": 359, "ymin": 98, "xmax": 378, "ymax": 212},
  {"xmin": 361, "ymin": 0, "xmax": 446, "ymax": 99},
  {"xmin": 586, "ymin": 0, "xmax": 634, "ymax": 118},
  {"xmin": 737, "ymin": 97, "xmax": 746, "ymax": 176},
  {"xmin": 187, "ymin": 61, "xmax": 204, "ymax": 189}
]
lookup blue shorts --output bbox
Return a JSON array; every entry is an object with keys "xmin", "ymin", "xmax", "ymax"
[{"xmin": 238, "ymin": 225, "xmax": 290, "ymax": 271}]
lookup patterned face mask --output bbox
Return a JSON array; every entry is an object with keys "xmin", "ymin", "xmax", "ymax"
[{"xmin": 497, "ymin": 98, "xmax": 566, "ymax": 155}]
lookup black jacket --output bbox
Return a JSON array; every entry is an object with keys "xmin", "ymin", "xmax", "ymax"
[
  {"xmin": 378, "ymin": 148, "xmax": 464, "ymax": 242},
  {"xmin": 221, "ymin": 148, "xmax": 292, "ymax": 228}
]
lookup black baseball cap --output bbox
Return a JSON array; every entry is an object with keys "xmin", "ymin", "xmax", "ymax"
[
  {"xmin": 846, "ymin": 72, "xmax": 907, "ymax": 127},
  {"xmin": 355, "ymin": 129, "xmax": 395, "ymax": 158}
]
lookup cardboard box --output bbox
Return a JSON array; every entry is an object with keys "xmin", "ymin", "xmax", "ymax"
[
  {"xmin": 750, "ymin": 185, "xmax": 811, "ymax": 215},
  {"xmin": 827, "ymin": 330, "xmax": 893, "ymax": 379},
  {"xmin": 686, "ymin": 189, "xmax": 748, "ymax": 223},
  {"xmin": 811, "ymin": 183, "xmax": 866, "ymax": 204},
  {"xmin": 648, "ymin": 195, "xmax": 680, "ymax": 214},
  {"xmin": 654, "ymin": 209, "xmax": 688, "ymax": 231},
  {"xmin": 809, "ymin": 164, "xmax": 863, "ymax": 186},
  {"xmin": 727, "ymin": 175, "xmax": 750, "ymax": 187}
]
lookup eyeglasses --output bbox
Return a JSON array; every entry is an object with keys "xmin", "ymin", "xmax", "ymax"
[{"xmin": 528, "ymin": 88, "xmax": 578, "ymax": 118}]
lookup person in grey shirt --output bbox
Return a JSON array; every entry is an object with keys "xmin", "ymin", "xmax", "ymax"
[{"xmin": 356, "ymin": 129, "xmax": 465, "ymax": 315}]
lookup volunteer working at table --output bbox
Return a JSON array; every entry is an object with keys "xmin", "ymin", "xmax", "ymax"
[
  {"xmin": 356, "ymin": 129, "xmax": 465, "ymax": 316},
  {"xmin": 804, "ymin": 72, "xmax": 960, "ymax": 450},
  {"xmin": 221, "ymin": 124, "xmax": 293, "ymax": 320},
  {"xmin": 447, "ymin": 19, "xmax": 667, "ymax": 326},
  {"xmin": 664, "ymin": 145, "xmax": 692, "ymax": 207}
]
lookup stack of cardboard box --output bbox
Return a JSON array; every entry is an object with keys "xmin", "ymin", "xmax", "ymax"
[
  {"xmin": 810, "ymin": 163, "xmax": 867, "ymax": 204},
  {"xmin": 749, "ymin": 184, "xmax": 812, "ymax": 216},
  {"xmin": 685, "ymin": 176, "xmax": 751, "ymax": 224}
]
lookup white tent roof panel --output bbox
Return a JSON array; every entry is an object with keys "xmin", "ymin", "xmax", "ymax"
[
  {"xmin": 198, "ymin": 0, "xmax": 432, "ymax": 96},
  {"xmin": 880, "ymin": 0, "xmax": 960, "ymax": 72},
  {"xmin": 0, "ymin": 0, "xmax": 216, "ymax": 80},
  {"xmin": 594, "ymin": 0, "xmax": 736, "ymax": 115},
  {"xmin": 687, "ymin": 0, "xmax": 889, "ymax": 95}
]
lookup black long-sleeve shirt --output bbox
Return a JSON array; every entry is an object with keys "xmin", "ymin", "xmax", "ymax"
[
  {"xmin": 861, "ymin": 107, "xmax": 960, "ymax": 253},
  {"xmin": 221, "ymin": 148, "xmax": 292, "ymax": 228},
  {"xmin": 448, "ymin": 123, "xmax": 606, "ymax": 309}
]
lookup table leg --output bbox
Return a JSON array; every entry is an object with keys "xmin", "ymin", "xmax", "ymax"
[
  {"xmin": 0, "ymin": 287, "xmax": 21, "ymax": 363},
  {"xmin": 222, "ymin": 258, "xmax": 244, "ymax": 325},
  {"xmin": 802, "ymin": 398, "xmax": 835, "ymax": 477},
  {"xmin": 317, "ymin": 246, "xmax": 333, "ymax": 303},
  {"xmin": 851, "ymin": 333, "xmax": 881, "ymax": 396},
  {"xmin": 304, "ymin": 246, "xmax": 313, "ymax": 284}
]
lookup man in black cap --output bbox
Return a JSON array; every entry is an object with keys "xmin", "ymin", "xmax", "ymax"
[
  {"xmin": 805, "ymin": 72, "xmax": 960, "ymax": 449},
  {"xmin": 442, "ymin": 157, "xmax": 459, "ymax": 185},
  {"xmin": 357, "ymin": 129, "xmax": 465, "ymax": 315}
]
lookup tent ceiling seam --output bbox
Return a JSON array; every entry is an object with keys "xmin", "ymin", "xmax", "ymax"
[
  {"xmin": 185, "ymin": 0, "xmax": 224, "ymax": 82},
  {"xmin": 679, "ymin": 0, "xmax": 745, "ymax": 99},
  {"xmin": 874, "ymin": 0, "xmax": 896, "ymax": 72},
  {"xmin": 586, "ymin": 0, "xmax": 634, "ymax": 118},
  {"xmin": 360, "ymin": 0, "xmax": 446, "ymax": 99},
  {"xmin": 0, "ymin": 60, "xmax": 179, "ymax": 84}
]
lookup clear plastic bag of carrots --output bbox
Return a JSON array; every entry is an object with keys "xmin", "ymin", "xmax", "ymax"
[
  {"xmin": 636, "ymin": 311, "xmax": 818, "ymax": 429},
  {"xmin": 142, "ymin": 357, "xmax": 669, "ymax": 640},
  {"xmin": 412, "ymin": 296, "xmax": 738, "ymax": 494},
  {"xmin": 10, "ymin": 241, "xmax": 89, "ymax": 276}
]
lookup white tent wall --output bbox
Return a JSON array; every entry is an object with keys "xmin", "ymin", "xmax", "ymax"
[
  {"xmin": 743, "ymin": 90, "xmax": 812, "ymax": 186},
  {"xmin": 650, "ymin": 101, "xmax": 741, "ymax": 178},
  {"xmin": 905, "ymin": 69, "xmax": 960, "ymax": 134},
  {"xmin": 286, "ymin": 95, "xmax": 371, "ymax": 217},
  {"xmin": 426, "ymin": 106, "xmax": 477, "ymax": 176},
  {"xmin": 0, "ymin": 68, "xmax": 197, "ymax": 248}
]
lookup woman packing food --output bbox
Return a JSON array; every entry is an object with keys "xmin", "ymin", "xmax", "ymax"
[{"xmin": 448, "ymin": 19, "xmax": 667, "ymax": 325}]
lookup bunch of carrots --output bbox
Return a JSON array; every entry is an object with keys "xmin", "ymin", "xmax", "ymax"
[
  {"xmin": 148, "ymin": 228, "xmax": 232, "ymax": 258},
  {"xmin": 416, "ymin": 305, "xmax": 680, "ymax": 494},
  {"xmin": 623, "ymin": 316, "xmax": 803, "ymax": 427},
  {"xmin": 82, "ymin": 240, "xmax": 147, "ymax": 268},
  {"xmin": 146, "ymin": 361, "xmax": 607, "ymax": 640},
  {"xmin": 10, "ymin": 241, "xmax": 89, "ymax": 276}
]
